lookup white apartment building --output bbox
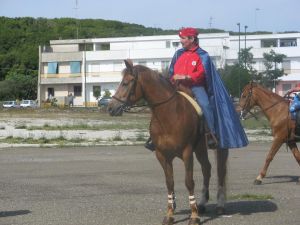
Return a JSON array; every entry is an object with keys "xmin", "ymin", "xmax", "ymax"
[{"xmin": 38, "ymin": 32, "xmax": 300, "ymax": 106}]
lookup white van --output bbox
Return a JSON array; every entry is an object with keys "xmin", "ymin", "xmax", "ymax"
[{"xmin": 20, "ymin": 100, "xmax": 37, "ymax": 108}]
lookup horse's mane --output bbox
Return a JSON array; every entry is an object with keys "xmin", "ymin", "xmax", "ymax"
[
  {"xmin": 248, "ymin": 82, "xmax": 284, "ymax": 101},
  {"xmin": 122, "ymin": 65, "xmax": 175, "ymax": 91}
]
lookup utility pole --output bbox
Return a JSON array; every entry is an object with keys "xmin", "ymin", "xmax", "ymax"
[
  {"xmin": 83, "ymin": 40, "xmax": 87, "ymax": 107},
  {"xmin": 74, "ymin": 0, "xmax": 79, "ymax": 39},
  {"xmin": 209, "ymin": 17, "xmax": 213, "ymax": 32}
]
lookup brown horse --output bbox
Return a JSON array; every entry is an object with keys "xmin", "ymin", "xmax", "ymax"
[
  {"xmin": 239, "ymin": 82, "xmax": 300, "ymax": 184},
  {"xmin": 108, "ymin": 60, "xmax": 228, "ymax": 225}
]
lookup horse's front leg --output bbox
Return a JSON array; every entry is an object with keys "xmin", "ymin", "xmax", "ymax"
[
  {"xmin": 254, "ymin": 138, "xmax": 282, "ymax": 185},
  {"xmin": 183, "ymin": 146, "xmax": 200, "ymax": 225},
  {"xmin": 216, "ymin": 148, "xmax": 228, "ymax": 215},
  {"xmin": 156, "ymin": 150, "xmax": 176, "ymax": 225}
]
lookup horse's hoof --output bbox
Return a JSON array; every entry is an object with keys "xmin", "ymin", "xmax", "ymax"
[
  {"xmin": 162, "ymin": 216, "xmax": 174, "ymax": 225},
  {"xmin": 216, "ymin": 206, "xmax": 225, "ymax": 215},
  {"xmin": 254, "ymin": 179, "xmax": 262, "ymax": 185},
  {"xmin": 188, "ymin": 217, "xmax": 201, "ymax": 225},
  {"xmin": 198, "ymin": 204, "xmax": 206, "ymax": 214}
]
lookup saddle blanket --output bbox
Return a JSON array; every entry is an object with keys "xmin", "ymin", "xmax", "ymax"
[{"xmin": 178, "ymin": 91, "xmax": 202, "ymax": 116}]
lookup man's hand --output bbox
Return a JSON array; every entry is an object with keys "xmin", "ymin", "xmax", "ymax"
[{"xmin": 173, "ymin": 74, "xmax": 191, "ymax": 80}]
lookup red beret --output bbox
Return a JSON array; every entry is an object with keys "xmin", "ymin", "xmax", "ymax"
[{"xmin": 179, "ymin": 27, "xmax": 198, "ymax": 37}]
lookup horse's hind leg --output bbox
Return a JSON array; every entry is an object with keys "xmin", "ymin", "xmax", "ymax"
[
  {"xmin": 255, "ymin": 139, "xmax": 282, "ymax": 185},
  {"xmin": 194, "ymin": 140, "xmax": 211, "ymax": 213},
  {"xmin": 288, "ymin": 142, "xmax": 300, "ymax": 166},
  {"xmin": 156, "ymin": 150, "xmax": 176, "ymax": 225},
  {"xmin": 216, "ymin": 148, "xmax": 228, "ymax": 215}
]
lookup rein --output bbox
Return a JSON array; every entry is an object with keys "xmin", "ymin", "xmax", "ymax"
[
  {"xmin": 242, "ymin": 98, "xmax": 287, "ymax": 120},
  {"xmin": 112, "ymin": 70, "xmax": 177, "ymax": 111}
]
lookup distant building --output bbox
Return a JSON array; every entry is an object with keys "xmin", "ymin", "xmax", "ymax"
[{"xmin": 38, "ymin": 32, "xmax": 300, "ymax": 106}]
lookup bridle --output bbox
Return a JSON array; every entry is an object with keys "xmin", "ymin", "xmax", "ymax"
[
  {"xmin": 240, "ymin": 83, "xmax": 254, "ymax": 120},
  {"xmin": 240, "ymin": 83, "xmax": 287, "ymax": 120},
  {"xmin": 112, "ymin": 69, "xmax": 177, "ymax": 111}
]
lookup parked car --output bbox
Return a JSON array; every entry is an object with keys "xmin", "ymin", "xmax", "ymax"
[
  {"xmin": 20, "ymin": 100, "xmax": 37, "ymax": 108},
  {"xmin": 2, "ymin": 101, "xmax": 19, "ymax": 108},
  {"xmin": 98, "ymin": 96, "xmax": 112, "ymax": 107}
]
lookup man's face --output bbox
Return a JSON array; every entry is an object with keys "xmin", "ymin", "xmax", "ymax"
[{"xmin": 180, "ymin": 36, "xmax": 195, "ymax": 49}]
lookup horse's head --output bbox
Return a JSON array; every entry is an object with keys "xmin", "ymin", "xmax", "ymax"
[
  {"xmin": 108, "ymin": 59, "xmax": 144, "ymax": 116},
  {"xmin": 239, "ymin": 81, "xmax": 257, "ymax": 120}
]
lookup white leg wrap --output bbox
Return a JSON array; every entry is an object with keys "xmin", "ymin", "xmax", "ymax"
[
  {"xmin": 168, "ymin": 193, "xmax": 176, "ymax": 209},
  {"xmin": 189, "ymin": 195, "xmax": 196, "ymax": 205}
]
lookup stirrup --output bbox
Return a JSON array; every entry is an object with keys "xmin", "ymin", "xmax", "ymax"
[
  {"xmin": 205, "ymin": 133, "xmax": 218, "ymax": 149},
  {"xmin": 144, "ymin": 138, "xmax": 155, "ymax": 151}
]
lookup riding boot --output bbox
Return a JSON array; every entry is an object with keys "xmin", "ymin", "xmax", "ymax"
[
  {"xmin": 206, "ymin": 132, "xmax": 218, "ymax": 149},
  {"xmin": 204, "ymin": 123, "xmax": 218, "ymax": 149},
  {"xmin": 144, "ymin": 137, "xmax": 155, "ymax": 151}
]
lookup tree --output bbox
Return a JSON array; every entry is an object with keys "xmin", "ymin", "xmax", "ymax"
[
  {"xmin": 239, "ymin": 47, "xmax": 255, "ymax": 71},
  {"xmin": 260, "ymin": 50, "xmax": 286, "ymax": 89},
  {"xmin": 219, "ymin": 47, "xmax": 257, "ymax": 97},
  {"xmin": 219, "ymin": 64, "xmax": 252, "ymax": 97}
]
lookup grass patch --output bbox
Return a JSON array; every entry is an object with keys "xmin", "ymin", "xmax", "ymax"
[
  {"xmin": 0, "ymin": 126, "xmax": 5, "ymax": 130},
  {"xmin": 228, "ymin": 193, "xmax": 273, "ymax": 201},
  {"xmin": 27, "ymin": 122, "xmax": 149, "ymax": 131},
  {"xmin": 15, "ymin": 124, "xmax": 27, "ymax": 129},
  {"xmin": 0, "ymin": 136, "xmax": 85, "ymax": 145}
]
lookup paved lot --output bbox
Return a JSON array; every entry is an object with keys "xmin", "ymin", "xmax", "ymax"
[{"xmin": 0, "ymin": 143, "xmax": 299, "ymax": 225}]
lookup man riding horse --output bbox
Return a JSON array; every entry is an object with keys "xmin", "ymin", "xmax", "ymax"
[{"xmin": 145, "ymin": 27, "xmax": 248, "ymax": 151}]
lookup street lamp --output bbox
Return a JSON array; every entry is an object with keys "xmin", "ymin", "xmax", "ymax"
[
  {"xmin": 244, "ymin": 25, "xmax": 248, "ymax": 49},
  {"xmin": 237, "ymin": 23, "xmax": 241, "ymax": 97},
  {"xmin": 244, "ymin": 25, "xmax": 248, "ymax": 68},
  {"xmin": 237, "ymin": 23, "xmax": 241, "ymax": 64},
  {"xmin": 255, "ymin": 8, "xmax": 260, "ymax": 33}
]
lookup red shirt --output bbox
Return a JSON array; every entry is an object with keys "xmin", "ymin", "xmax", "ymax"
[{"xmin": 172, "ymin": 46, "xmax": 206, "ymax": 87}]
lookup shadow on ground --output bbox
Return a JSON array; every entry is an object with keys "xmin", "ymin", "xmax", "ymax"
[
  {"xmin": 174, "ymin": 200, "xmax": 277, "ymax": 224},
  {"xmin": 263, "ymin": 175, "xmax": 299, "ymax": 184},
  {"xmin": 0, "ymin": 210, "xmax": 31, "ymax": 218}
]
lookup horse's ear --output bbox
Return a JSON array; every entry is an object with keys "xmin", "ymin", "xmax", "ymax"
[{"xmin": 124, "ymin": 59, "xmax": 133, "ymax": 70}]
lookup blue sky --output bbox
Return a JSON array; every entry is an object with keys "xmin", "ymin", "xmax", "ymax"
[{"xmin": 0, "ymin": 0, "xmax": 299, "ymax": 32}]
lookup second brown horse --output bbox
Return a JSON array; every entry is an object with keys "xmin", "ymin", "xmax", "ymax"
[{"xmin": 240, "ymin": 82, "xmax": 300, "ymax": 184}]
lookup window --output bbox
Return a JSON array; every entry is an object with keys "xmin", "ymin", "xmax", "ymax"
[
  {"xmin": 79, "ymin": 43, "xmax": 93, "ymax": 51},
  {"xmin": 93, "ymin": 86, "xmax": 101, "ymax": 98},
  {"xmin": 47, "ymin": 62, "xmax": 58, "ymax": 74},
  {"xmin": 95, "ymin": 43, "xmax": 110, "ymax": 51},
  {"xmin": 172, "ymin": 42, "xmax": 180, "ymax": 48},
  {"xmin": 74, "ymin": 85, "xmax": 82, "ymax": 97},
  {"xmin": 70, "ymin": 61, "xmax": 81, "ymax": 73},
  {"xmin": 166, "ymin": 41, "xmax": 171, "ymax": 48},
  {"xmin": 282, "ymin": 84, "xmax": 292, "ymax": 92},
  {"xmin": 87, "ymin": 61, "xmax": 100, "ymax": 73},
  {"xmin": 261, "ymin": 39, "xmax": 278, "ymax": 48},
  {"xmin": 47, "ymin": 88, "xmax": 54, "ymax": 98},
  {"xmin": 282, "ymin": 60, "xmax": 291, "ymax": 72},
  {"xmin": 280, "ymin": 39, "xmax": 297, "ymax": 47}
]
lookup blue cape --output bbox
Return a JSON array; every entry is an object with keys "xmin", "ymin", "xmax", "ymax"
[{"xmin": 170, "ymin": 47, "xmax": 248, "ymax": 149}]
